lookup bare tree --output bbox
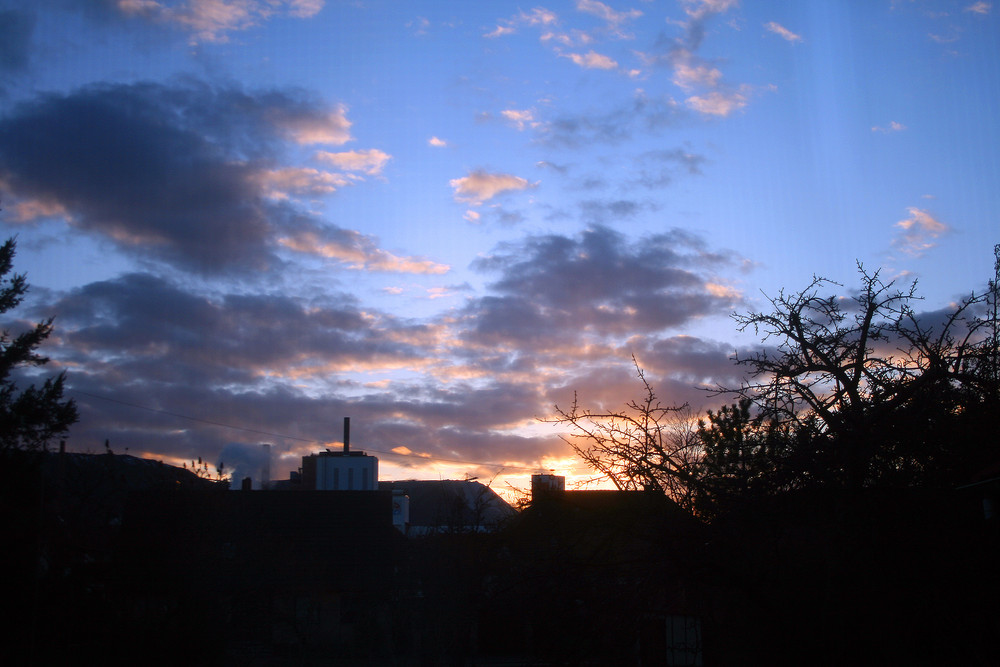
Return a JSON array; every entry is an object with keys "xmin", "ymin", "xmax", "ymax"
[
  {"xmin": 549, "ymin": 253, "xmax": 999, "ymax": 513},
  {"xmin": 719, "ymin": 262, "xmax": 998, "ymax": 489},
  {"xmin": 547, "ymin": 358, "xmax": 702, "ymax": 511}
]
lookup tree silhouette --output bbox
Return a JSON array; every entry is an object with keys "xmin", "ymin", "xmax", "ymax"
[
  {"xmin": 717, "ymin": 261, "xmax": 999, "ymax": 490},
  {"xmin": 553, "ymin": 251, "xmax": 1000, "ymax": 514},
  {"xmin": 548, "ymin": 357, "xmax": 702, "ymax": 511},
  {"xmin": 0, "ymin": 237, "xmax": 77, "ymax": 451}
]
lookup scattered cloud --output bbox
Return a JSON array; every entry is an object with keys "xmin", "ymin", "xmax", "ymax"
[
  {"xmin": 929, "ymin": 28, "xmax": 962, "ymax": 44},
  {"xmin": 450, "ymin": 170, "xmax": 533, "ymax": 205},
  {"xmin": 964, "ymin": 2, "xmax": 991, "ymax": 15},
  {"xmin": 671, "ymin": 51, "xmax": 723, "ymax": 90},
  {"xmin": 538, "ymin": 91, "xmax": 682, "ymax": 147},
  {"xmin": 682, "ymin": 0, "xmax": 740, "ymax": 17},
  {"xmin": 631, "ymin": 148, "xmax": 706, "ymax": 188},
  {"xmin": 575, "ymin": 0, "xmax": 643, "ymax": 38},
  {"xmin": 117, "ymin": 0, "xmax": 325, "ymax": 43},
  {"xmin": 764, "ymin": 21, "xmax": 802, "ymax": 42},
  {"xmin": 685, "ymin": 88, "xmax": 748, "ymax": 116},
  {"xmin": 279, "ymin": 228, "xmax": 449, "ymax": 274},
  {"xmin": 484, "ymin": 24, "xmax": 516, "ymax": 39},
  {"xmin": 257, "ymin": 167, "xmax": 353, "ymax": 199},
  {"xmin": 485, "ymin": 7, "xmax": 558, "ymax": 38},
  {"xmin": 428, "ymin": 136, "xmax": 448, "ymax": 147},
  {"xmin": 872, "ymin": 121, "xmax": 907, "ymax": 133},
  {"xmin": 563, "ymin": 50, "xmax": 619, "ymax": 70},
  {"xmin": 274, "ymin": 102, "xmax": 352, "ymax": 145},
  {"xmin": 407, "ymin": 16, "xmax": 431, "ymax": 36},
  {"xmin": 634, "ymin": 1, "xmax": 751, "ymax": 120},
  {"xmin": 678, "ymin": 0, "xmax": 739, "ymax": 50},
  {"xmin": 315, "ymin": 149, "xmax": 392, "ymax": 175},
  {"xmin": 892, "ymin": 207, "xmax": 950, "ymax": 256},
  {"xmin": 501, "ymin": 109, "xmax": 540, "ymax": 131}
]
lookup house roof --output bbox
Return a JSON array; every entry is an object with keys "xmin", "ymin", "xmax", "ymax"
[{"xmin": 378, "ymin": 479, "xmax": 515, "ymax": 529}]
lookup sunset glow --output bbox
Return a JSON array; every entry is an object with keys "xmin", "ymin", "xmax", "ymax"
[{"xmin": 1, "ymin": 0, "xmax": 996, "ymax": 495}]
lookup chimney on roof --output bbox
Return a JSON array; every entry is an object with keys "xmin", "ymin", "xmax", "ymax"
[{"xmin": 343, "ymin": 416, "xmax": 350, "ymax": 455}]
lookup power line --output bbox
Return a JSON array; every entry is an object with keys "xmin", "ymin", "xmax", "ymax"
[{"xmin": 68, "ymin": 388, "xmax": 564, "ymax": 474}]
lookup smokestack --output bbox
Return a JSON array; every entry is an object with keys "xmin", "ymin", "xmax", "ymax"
[{"xmin": 343, "ymin": 416, "xmax": 350, "ymax": 454}]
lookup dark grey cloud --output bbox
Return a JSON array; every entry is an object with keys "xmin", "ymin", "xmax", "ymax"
[
  {"xmin": 38, "ymin": 270, "xmax": 558, "ymax": 469},
  {"xmin": 0, "ymin": 81, "xmax": 347, "ymax": 274},
  {"xmin": 462, "ymin": 225, "xmax": 743, "ymax": 349},
  {"xmin": 538, "ymin": 92, "xmax": 686, "ymax": 148},
  {"xmin": 578, "ymin": 199, "xmax": 650, "ymax": 225},
  {"xmin": 48, "ymin": 272, "xmax": 426, "ymax": 387},
  {"xmin": 0, "ymin": 9, "xmax": 35, "ymax": 76},
  {"xmin": 631, "ymin": 148, "xmax": 707, "ymax": 188}
]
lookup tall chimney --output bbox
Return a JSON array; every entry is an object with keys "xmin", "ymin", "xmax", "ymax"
[{"xmin": 343, "ymin": 416, "xmax": 350, "ymax": 454}]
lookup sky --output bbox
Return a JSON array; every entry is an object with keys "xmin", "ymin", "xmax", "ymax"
[{"xmin": 0, "ymin": 0, "xmax": 997, "ymax": 496}]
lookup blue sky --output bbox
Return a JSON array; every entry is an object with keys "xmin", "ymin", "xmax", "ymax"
[{"xmin": 1, "ymin": 0, "xmax": 996, "ymax": 493}]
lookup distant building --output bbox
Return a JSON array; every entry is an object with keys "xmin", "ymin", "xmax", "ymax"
[
  {"xmin": 298, "ymin": 417, "xmax": 378, "ymax": 491},
  {"xmin": 301, "ymin": 450, "xmax": 378, "ymax": 491}
]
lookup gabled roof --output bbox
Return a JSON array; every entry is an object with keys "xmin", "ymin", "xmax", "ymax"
[{"xmin": 379, "ymin": 479, "xmax": 515, "ymax": 530}]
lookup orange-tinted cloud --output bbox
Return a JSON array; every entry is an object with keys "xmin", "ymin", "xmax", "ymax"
[{"xmin": 450, "ymin": 170, "xmax": 533, "ymax": 205}]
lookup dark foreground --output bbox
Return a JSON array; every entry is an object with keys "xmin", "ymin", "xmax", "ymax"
[{"xmin": 3, "ymin": 451, "xmax": 997, "ymax": 666}]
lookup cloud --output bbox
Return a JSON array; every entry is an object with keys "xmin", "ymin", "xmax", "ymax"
[
  {"xmin": 0, "ymin": 9, "xmax": 35, "ymax": 76},
  {"xmin": 314, "ymin": 149, "xmax": 392, "ymax": 175},
  {"xmin": 117, "ymin": 0, "xmax": 325, "ymax": 43},
  {"xmin": 764, "ymin": 21, "xmax": 802, "ymax": 42},
  {"xmin": 892, "ymin": 207, "xmax": 950, "ymax": 256},
  {"xmin": 484, "ymin": 24, "xmax": 516, "ymax": 38},
  {"xmin": 539, "ymin": 91, "xmax": 683, "ymax": 147},
  {"xmin": 682, "ymin": 0, "xmax": 740, "ymax": 19},
  {"xmin": 678, "ymin": 0, "xmax": 739, "ymax": 51},
  {"xmin": 278, "ymin": 228, "xmax": 449, "ymax": 274},
  {"xmin": 634, "ymin": 4, "xmax": 749, "ymax": 120},
  {"xmin": 450, "ymin": 170, "xmax": 533, "ymax": 205},
  {"xmin": 271, "ymin": 101, "xmax": 352, "ymax": 145},
  {"xmin": 671, "ymin": 52, "xmax": 723, "ymax": 90},
  {"xmin": 964, "ymin": 2, "xmax": 991, "ymax": 14},
  {"xmin": 872, "ymin": 121, "xmax": 907, "ymax": 133},
  {"xmin": 576, "ymin": 0, "xmax": 640, "ymax": 24},
  {"xmin": 0, "ymin": 81, "xmax": 380, "ymax": 275},
  {"xmin": 40, "ymin": 271, "xmax": 486, "ymax": 466},
  {"xmin": 407, "ymin": 16, "xmax": 430, "ymax": 35},
  {"xmin": 563, "ymin": 50, "xmax": 619, "ymax": 70},
  {"xmin": 50, "ymin": 272, "xmax": 420, "ymax": 384},
  {"xmin": 501, "ymin": 109, "xmax": 539, "ymax": 131},
  {"xmin": 685, "ymin": 88, "xmax": 748, "ymax": 116},
  {"xmin": 485, "ymin": 7, "xmax": 558, "ymax": 38},
  {"xmin": 462, "ymin": 226, "xmax": 743, "ymax": 351},
  {"xmin": 578, "ymin": 199, "xmax": 648, "ymax": 224},
  {"xmin": 575, "ymin": 0, "xmax": 642, "ymax": 38},
  {"xmin": 7, "ymin": 197, "xmax": 72, "ymax": 224},
  {"xmin": 256, "ymin": 167, "xmax": 354, "ymax": 199},
  {"xmin": 631, "ymin": 148, "xmax": 706, "ymax": 188},
  {"xmin": 428, "ymin": 136, "xmax": 448, "ymax": 147}
]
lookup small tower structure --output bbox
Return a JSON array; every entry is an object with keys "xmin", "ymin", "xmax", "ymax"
[{"xmin": 300, "ymin": 417, "xmax": 378, "ymax": 491}]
